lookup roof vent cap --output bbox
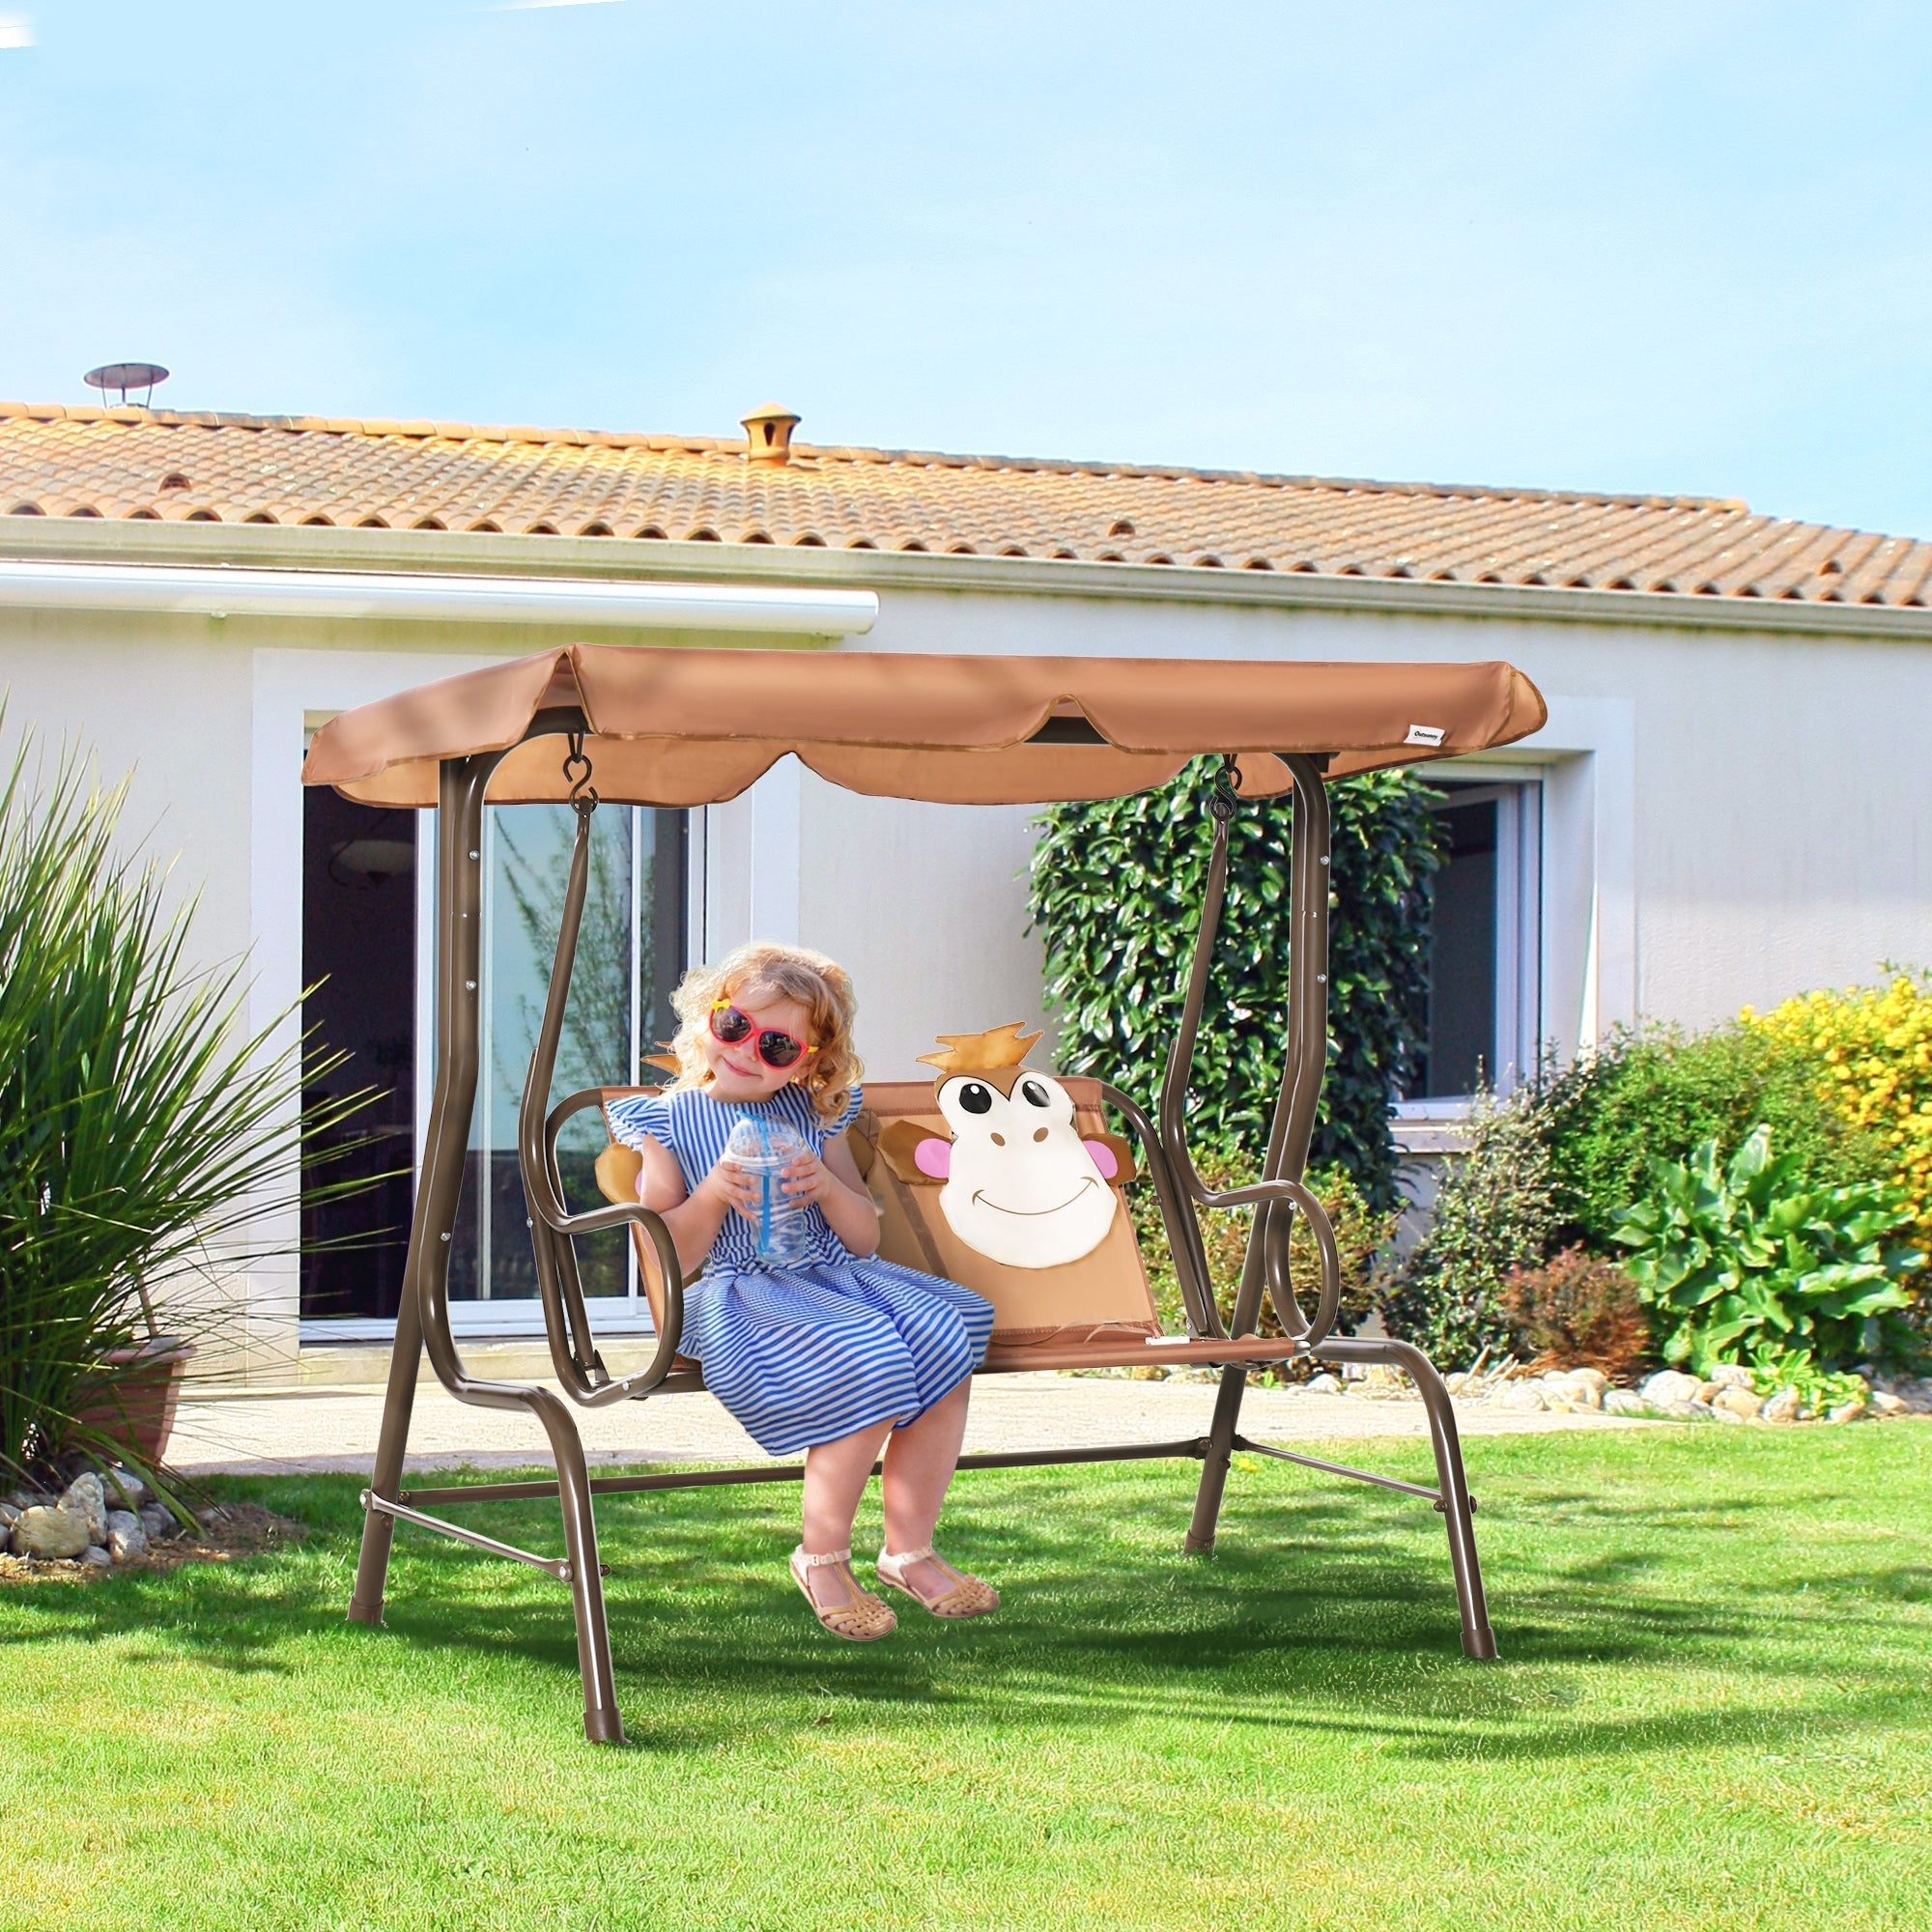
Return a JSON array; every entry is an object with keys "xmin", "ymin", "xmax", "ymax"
[
  {"xmin": 741, "ymin": 402, "xmax": 801, "ymax": 466},
  {"xmin": 84, "ymin": 361, "xmax": 169, "ymax": 407}
]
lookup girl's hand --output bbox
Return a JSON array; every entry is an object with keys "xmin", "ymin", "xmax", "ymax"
[
  {"xmin": 698, "ymin": 1153, "xmax": 762, "ymax": 1223},
  {"xmin": 780, "ymin": 1149, "xmax": 838, "ymax": 1207}
]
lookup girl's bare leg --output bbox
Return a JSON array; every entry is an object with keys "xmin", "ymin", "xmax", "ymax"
[
  {"xmin": 800, "ymin": 1415, "xmax": 896, "ymax": 1610},
  {"xmin": 881, "ymin": 1378, "xmax": 972, "ymax": 1598}
]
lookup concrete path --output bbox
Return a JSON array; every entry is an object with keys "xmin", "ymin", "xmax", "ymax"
[{"xmin": 168, "ymin": 1372, "xmax": 1646, "ymax": 1479}]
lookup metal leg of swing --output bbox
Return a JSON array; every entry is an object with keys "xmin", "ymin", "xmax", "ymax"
[
  {"xmin": 1184, "ymin": 1362, "xmax": 1251, "ymax": 1553},
  {"xmin": 1315, "ymin": 1336, "xmax": 1497, "ymax": 1659},
  {"xmin": 524, "ymin": 1388, "xmax": 625, "ymax": 1743},
  {"xmin": 347, "ymin": 1266, "xmax": 425, "ymax": 1626}
]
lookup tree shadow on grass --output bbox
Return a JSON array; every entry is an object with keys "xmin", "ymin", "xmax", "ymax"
[
  {"xmin": 0, "ymin": 1567, "xmax": 335, "ymax": 1678},
  {"xmin": 1388, "ymin": 1686, "xmax": 1930, "ymax": 1765},
  {"xmin": 387, "ymin": 1468, "xmax": 1920, "ymax": 1752},
  {"xmin": 6, "ymin": 1461, "xmax": 1924, "ymax": 1764}
]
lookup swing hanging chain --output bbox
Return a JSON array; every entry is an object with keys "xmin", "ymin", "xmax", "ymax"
[
  {"xmin": 1208, "ymin": 751, "xmax": 1243, "ymax": 825},
  {"xmin": 562, "ymin": 732, "xmax": 600, "ymax": 820}
]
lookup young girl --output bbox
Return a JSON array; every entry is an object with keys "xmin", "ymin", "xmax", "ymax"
[{"xmin": 607, "ymin": 941, "xmax": 997, "ymax": 1641}]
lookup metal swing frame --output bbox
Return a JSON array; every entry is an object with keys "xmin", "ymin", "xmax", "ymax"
[{"xmin": 345, "ymin": 704, "xmax": 1495, "ymax": 1745}]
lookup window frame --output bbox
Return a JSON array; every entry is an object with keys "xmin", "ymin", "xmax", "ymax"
[{"xmin": 1393, "ymin": 770, "xmax": 1545, "ymax": 1114}]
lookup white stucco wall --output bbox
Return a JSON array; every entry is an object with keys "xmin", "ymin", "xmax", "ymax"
[{"xmin": 5, "ymin": 521, "xmax": 1931, "ymax": 1378}]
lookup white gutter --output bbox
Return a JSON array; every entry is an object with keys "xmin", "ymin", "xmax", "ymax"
[
  {"xmin": 0, "ymin": 557, "xmax": 877, "ymax": 635},
  {"xmin": 5, "ymin": 519, "xmax": 1926, "ymax": 644}
]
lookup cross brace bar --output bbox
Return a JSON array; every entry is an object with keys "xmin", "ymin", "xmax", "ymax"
[
  {"xmin": 362, "ymin": 1490, "xmax": 581, "ymax": 1581},
  {"xmin": 1231, "ymin": 1435, "xmax": 1478, "ymax": 1512},
  {"xmin": 397, "ymin": 1436, "xmax": 1210, "ymax": 1510}
]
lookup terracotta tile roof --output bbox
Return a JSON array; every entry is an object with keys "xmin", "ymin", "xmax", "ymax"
[{"xmin": 2, "ymin": 400, "xmax": 1927, "ymax": 610}]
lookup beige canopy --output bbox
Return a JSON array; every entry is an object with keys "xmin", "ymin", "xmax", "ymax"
[{"xmin": 301, "ymin": 642, "xmax": 1547, "ymax": 807}]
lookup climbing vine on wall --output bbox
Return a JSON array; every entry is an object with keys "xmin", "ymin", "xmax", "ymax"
[{"xmin": 1028, "ymin": 760, "xmax": 1443, "ymax": 1209}]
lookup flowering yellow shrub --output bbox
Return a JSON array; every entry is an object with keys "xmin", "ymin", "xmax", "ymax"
[{"xmin": 1743, "ymin": 973, "xmax": 1932, "ymax": 1264}]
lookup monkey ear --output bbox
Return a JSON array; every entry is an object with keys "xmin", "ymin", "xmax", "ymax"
[
  {"xmin": 1087, "ymin": 1132, "xmax": 1138, "ymax": 1188},
  {"xmin": 879, "ymin": 1119, "xmax": 951, "ymax": 1184}
]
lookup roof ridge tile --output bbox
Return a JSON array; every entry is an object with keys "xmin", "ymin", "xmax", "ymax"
[{"xmin": 2, "ymin": 401, "xmax": 1926, "ymax": 604}]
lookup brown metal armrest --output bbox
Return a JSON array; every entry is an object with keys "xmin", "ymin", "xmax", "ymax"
[
  {"xmin": 1185, "ymin": 1174, "xmax": 1344, "ymax": 1350},
  {"xmin": 521, "ymin": 1087, "xmax": 686, "ymax": 1406}
]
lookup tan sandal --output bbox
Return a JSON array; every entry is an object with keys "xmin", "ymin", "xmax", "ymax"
[
  {"xmin": 876, "ymin": 1545, "xmax": 999, "ymax": 1619},
  {"xmin": 789, "ymin": 1547, "xmax": 896, "ymax": 1642}
]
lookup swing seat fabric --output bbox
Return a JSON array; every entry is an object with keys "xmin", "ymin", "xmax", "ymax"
[
  {"xmin": 592, "ymin": 1080, "xmax": 1307, "ymax": 1378},
  {"xmin": 311, "ymin": 641, "xmax": 1546, "ymax": 1744}
]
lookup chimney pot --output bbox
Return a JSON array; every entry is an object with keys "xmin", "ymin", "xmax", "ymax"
[{"xmin": 741, "ymin": 403, "xmax": 801, "ymax": 466}]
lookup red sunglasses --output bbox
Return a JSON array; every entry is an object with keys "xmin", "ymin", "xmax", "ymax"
[{"xmin": 709, "ymin": 1000, "xmax": 815, "ymax": 1070}]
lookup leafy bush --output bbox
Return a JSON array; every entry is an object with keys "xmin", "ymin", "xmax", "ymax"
[
  {"xmin": 1031, "ymin": 760, "xmax": 1441, "ymax": 1209},
  {"xmin": 1742, "ymin": 1344, "xmax": 1871, "ymax": 1419},
  {"xmin": 0, "ymin": 719, "xmax": 368, "ymax": 1482},
  {"xmin": 1379, "ymin": 1085, "xmax": 1560, "ymax": 1366},
  {"xmin": 1538, "ymin": 1022, "xmax": 1872, "ymax": 1252},
  {"xmin": 1609, "ymin": 1124, "xmax": 1922, "ymax": 1375},
  {"xmin": 1128, "ymin": 1145, "xmax": 1395, "ymax": 1344},
  {"xmin": 1498, "ymin": 1246, "xmax": 1650, "ymax": 1378},
  {"xmin": 1743, "ymin": 972, "xmax": 1932, "ymax": 1269}
]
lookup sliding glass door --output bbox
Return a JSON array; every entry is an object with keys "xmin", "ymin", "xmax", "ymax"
[{"xmin": 444, "ymin": 802, "xmax": 687, "ymax": 1320}]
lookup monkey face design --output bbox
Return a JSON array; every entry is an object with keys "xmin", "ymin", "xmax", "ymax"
[
  {"xmin": 924, "ymin": 1070, "xmax": 1122, "ymax": 1268},
  {"xmin": 874, "ymin": 1023, "xmax": 1138, "ymax": 1271}
]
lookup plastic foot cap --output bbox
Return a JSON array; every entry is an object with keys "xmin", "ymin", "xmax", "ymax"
[
  {"xmin": 345, "ymin": 1601, "xmax": 385, "ymax": 1627},
  {"xmin": 1463, "ymin": 1628, "xmax": 1499, "ymax": 1661},
  {"xmin": 584, "ymin": 1707, "xmax": 627, "ymax": 1745}
]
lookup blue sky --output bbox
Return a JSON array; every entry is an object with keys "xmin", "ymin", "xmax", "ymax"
[{"xmin": 2, "ymin": 0, "xmax": 1928, "ymax": 535}]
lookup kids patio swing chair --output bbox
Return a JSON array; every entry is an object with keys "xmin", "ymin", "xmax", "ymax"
[{"xmin": 304, "ymin": 641, "xmax": 1547, "ymax": 1744}]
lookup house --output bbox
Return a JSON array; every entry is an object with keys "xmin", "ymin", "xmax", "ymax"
[{"xmin": 3, "ymin": 396, "xmax": 1929, "ymax": 1382}]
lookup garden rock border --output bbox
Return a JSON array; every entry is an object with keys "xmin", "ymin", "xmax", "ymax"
[
  {"xmin": 0, "ymin": 1497, "xmax": 302, "ymax": 1585},
  {"xmin": 1067, "ymin": 1357, "xmax": 1932, "ymax": 1423},
  {"xmin": 0, "ymin": 1464, "xmax": 180, "ymax": 1570}
]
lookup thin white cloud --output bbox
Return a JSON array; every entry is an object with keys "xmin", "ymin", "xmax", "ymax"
[
  {"xmin": 0, "ymin": 15, "xmax": 34, "ymax": 50},
  {"xmin": 493, "ymin": 1, "xmax": 623, "ymax": 12}
]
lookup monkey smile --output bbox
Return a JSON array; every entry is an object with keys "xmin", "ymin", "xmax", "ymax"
[{"xmin": 970, "ymin": 1178, "xmax": 1098, "ymax": 1217}]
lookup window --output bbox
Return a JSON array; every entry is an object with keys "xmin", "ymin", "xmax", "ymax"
[{"xmin": 1403, "ymin": 779, "xmax": 1542, "ymax": 1103}]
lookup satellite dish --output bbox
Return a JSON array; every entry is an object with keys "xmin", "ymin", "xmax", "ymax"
[{"xmin": 84, "ymin": 362, "xmax": 170, "ymax": 406}]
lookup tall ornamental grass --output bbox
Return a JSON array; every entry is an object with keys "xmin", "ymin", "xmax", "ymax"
[{"xmin": 0, "ymin": 716, "xmax": 371, "ymax": 1481}]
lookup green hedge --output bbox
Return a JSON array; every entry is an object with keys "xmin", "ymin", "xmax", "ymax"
[
  {"xmin": 1539, "ymin": 1023, "xmax": 1876, "ymax": 1250},
  {"xmin": 1028, "ymin": 760, "xmax": 1441, "ymax": 1208}
]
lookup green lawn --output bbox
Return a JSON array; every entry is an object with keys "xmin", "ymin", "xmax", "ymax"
[{"xmin": 3, "ymin": 1425, "xmax": 1928, "ymax": 1931}]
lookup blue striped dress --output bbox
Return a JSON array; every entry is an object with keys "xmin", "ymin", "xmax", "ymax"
[{"xmin": 606, "ymin": 1083, "xmax": 994, "ymax": 1457}]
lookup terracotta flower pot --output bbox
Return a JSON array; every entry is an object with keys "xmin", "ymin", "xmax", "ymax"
[{"xmin": 71, "ymin": 1336, "xmax": 198, "ymax": 1467}]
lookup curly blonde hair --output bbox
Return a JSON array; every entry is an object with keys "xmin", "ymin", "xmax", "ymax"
[{"xmin": 661, "ymin": 941, "xmax": 862, "ymax": 1122}]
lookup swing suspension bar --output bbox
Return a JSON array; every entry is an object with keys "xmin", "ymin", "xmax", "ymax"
[
  {"xmin": 1156, "ymin": 753, "xmax": 1343, "ymax": 1350},
  {"xmin": 513, "ymin": 736, "xmax": 687, "ymax": 1407}
]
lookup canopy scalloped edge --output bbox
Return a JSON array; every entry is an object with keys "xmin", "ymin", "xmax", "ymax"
[{"xmin": 300, "ymin": 642, "xmax": 1548, "ymax": 808}]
